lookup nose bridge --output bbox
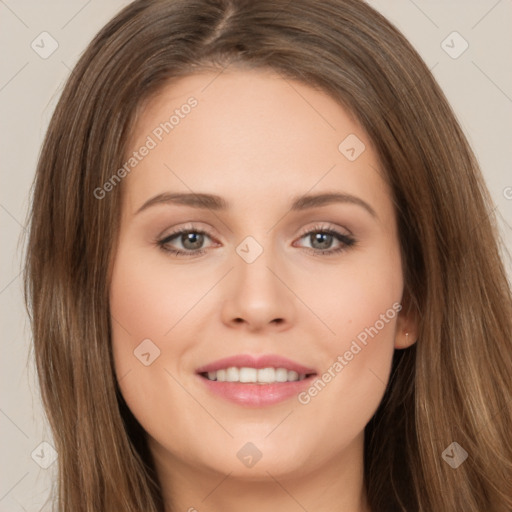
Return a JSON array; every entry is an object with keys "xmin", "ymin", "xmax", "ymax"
[{"xmin": 234, "ymin": 235, "xmax": 283, "ymax": 301}]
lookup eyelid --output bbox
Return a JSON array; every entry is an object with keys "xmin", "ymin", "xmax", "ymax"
[
  {"xmin": 158, "ymin": 222, "xmax": 217, "ymax": 241},
  {"xmin": 295, "ymin": 222, "xmax": 353, "ymax": 238}
]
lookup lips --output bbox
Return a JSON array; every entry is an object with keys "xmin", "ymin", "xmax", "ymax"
[{"xmin": 195, "ymin": 354, "xmax": 317, "ymax": 407}]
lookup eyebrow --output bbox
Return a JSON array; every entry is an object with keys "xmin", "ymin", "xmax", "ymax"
[{"xmin": 135, "ymin": 191, "xmax": 377, "ymax": 218}]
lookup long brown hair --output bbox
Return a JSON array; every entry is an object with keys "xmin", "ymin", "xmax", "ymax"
[{"xmin": 23, "ymin": 0, "xmax": 512, "ymax": 510}]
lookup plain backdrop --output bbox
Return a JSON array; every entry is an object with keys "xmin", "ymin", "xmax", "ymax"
[{"xmin": 1, "ymin": 1, "xmax": 511, "ymax": 510}]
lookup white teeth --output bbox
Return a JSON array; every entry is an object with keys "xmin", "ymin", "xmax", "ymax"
[
  {"xmin": 239, "ymin": 367, "xmax": 257, "ymax": 382},
  {"xmin": 288, "ymin": 370, "xmax": 299, "ymax": 381},
  {"xmin": 226, "ymin": 367, "xmax": 239, "ymax": 382},
  {"xmin": 204, "ymin": 367, "xmax": 308, "ymax": 383},
  {"xmin": 257, "ymin": 367, "xmax": 275, "ymax": 383},
  {"xmin": 275, "ymin": 368, "xmax": 288, "ymax": 382}
]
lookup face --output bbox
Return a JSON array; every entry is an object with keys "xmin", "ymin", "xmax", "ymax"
[{"xmin": 109, "ymin": 68, "xmax": 415, "ymax": 487}]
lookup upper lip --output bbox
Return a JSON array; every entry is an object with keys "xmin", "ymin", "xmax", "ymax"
[{"xmin": 196, "ymin": 354, "xmax": 317, "ymax": 375}]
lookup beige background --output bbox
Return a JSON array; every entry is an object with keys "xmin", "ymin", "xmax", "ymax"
[{"xmin": 1, "ymin": 1, "xmax": 511, "ymax": 510}]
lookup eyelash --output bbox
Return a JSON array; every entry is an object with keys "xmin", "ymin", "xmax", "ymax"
[{"xmin": 156, "ymin": 223, "xmax": 356, "ymax": 258}]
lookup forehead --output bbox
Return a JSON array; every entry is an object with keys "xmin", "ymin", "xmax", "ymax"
[{"xmin": 123, "ymin": 68, "xmax": 389, "ymax": 217}]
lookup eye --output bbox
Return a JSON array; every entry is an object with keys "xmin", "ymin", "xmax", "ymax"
[
  {"xmin": 294, "ymin": 224, "xmax": 356, "ymax": 255},
  {"xmin": 156, "ymin": 226, "xmax": 217, "ymax": 257}
]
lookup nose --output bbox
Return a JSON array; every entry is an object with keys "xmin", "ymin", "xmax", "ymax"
[{"xmin": 220, "ymin": 247, "xmax": 296, "ymax": 333}]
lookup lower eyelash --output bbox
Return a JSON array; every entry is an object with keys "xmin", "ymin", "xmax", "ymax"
[{"xmin": 165, "ymin": 247, "xmax": 208, "ymax": 257}]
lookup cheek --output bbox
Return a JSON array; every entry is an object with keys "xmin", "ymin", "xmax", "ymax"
[
  {"xmin": 295, "ymin": 300, "xmax": 399, "ymax": 460},
  {"xmin": 108, "ymin": 251, "xmax": 191, "ymax": 444},
  {"xmin": 314, "ymin": 244, "xmax": 403, "ymax": 344},
  {"xmin": 108, "ymin": 250, "xmax": 190, "ymax": 402},
  {"xmin": 297, "ymin": 244, "xmax": 402, "ymax": 422},
  {"xmin": 109, "ymin": 245, "xmax": 216, "ymax": 349}
]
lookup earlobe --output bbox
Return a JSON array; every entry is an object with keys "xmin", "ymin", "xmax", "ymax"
[
  {"xmin": 394, "ymin": 300, "xmax": 418, "ymax": 349},
  {"xmin": 395, "ymin": 330, "xmax": 417, "ymax": 349}
]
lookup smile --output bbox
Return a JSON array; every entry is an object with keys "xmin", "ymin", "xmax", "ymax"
[{"xmin": 196, "ymin": 354, "xmax": 317, "ymax": 406}]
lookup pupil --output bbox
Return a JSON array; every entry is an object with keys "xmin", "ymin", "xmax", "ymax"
[
  {"xmin": 312, "ymin": 232, "xmax": 332, "ymax": 250},
  {"xmin": 182, "ymin": 232, "xmax": 203, "ymax": 250}
]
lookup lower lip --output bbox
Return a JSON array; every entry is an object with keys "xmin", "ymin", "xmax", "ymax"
[{"xmin": 198, "ymin": 375, "xmax": 316, "ymax": 406}]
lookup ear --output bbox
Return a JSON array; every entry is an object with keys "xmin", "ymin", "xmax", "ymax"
[{"xmin": 394, "ymin": 294, "xmax": 419, "ymax": 349}]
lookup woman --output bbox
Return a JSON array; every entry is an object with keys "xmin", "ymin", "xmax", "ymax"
[{"xmin": 23, "ymin": 0, "xmax": 512, "ymax": 510}]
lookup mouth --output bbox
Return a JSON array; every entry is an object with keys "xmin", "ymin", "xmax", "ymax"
[{"xmin": 195, "ymin": 354, "xmax": 317, "ymax": 406}]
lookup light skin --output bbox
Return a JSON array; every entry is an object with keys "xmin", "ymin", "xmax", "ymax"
[{"xmin": 109, "ymin": 68, "xmax": 418, "ymax": 512}]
